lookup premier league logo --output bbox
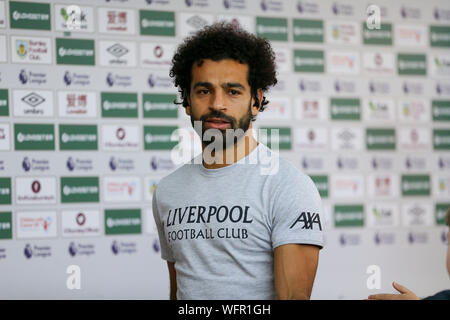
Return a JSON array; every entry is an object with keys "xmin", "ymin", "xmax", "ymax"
[
  {"xmin": 151, "ymin": 157, "xmax": 158, "ymax": 171},
  {"xmin": 19, "ymin": 69, "xmax": 28, "ymax": 84},
  {"xmin": 67, "ymin": 157, "xmax": 75, "ymax": 171},
  {"xmin": 69, "ymin": 242, "xmax": 77, "ymax": 257},
  {"xmin": 106, "ymin": 73, "xmax": 114, "ymax": 87},
  {"xmin": 22, "ymin": 157, "xmax": 31, "ymax": 172},
  {"xmin": 24, "ymin": 244, "xmax": 33, "ymax": 259},
  {"xmin": 260, "ymin": 0, "xmax": 267, "ymax": 11},
  {"xmin": 109, "ymin": 157, "xmax": 117, "ymax": 171},
  {"xmin": 153, "ymin": 239, "xmax": 160, "ymax": 253},
  {"xmin": 148, "ymin": 74, "xmax": 156, "ymax": 88},
  {"xmin": 64, "ymin": 71, "xmax": 72, "ymax": 85},
  {"xmin": 112, "ymin": 241, "xmax": 119, "ymax": 255}
]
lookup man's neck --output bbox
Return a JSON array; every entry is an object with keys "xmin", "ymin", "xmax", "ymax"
[{"xmin": 201, "ymin": 131, "xmax": 259, "ymax": 169}]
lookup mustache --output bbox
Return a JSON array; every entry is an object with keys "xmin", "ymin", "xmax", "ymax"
[{"xmin": 200, "ymin": 112, "xmax": 236, "ymax": 125}]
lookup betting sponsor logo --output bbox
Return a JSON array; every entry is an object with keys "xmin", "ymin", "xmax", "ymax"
[
  {"xmin": 293, "ymin": 18, "xmax": 323, "ymax": 43},
  {"xmin": 295, "ymin": 97, "xmax": 327, "ymax": 121},
  {"xmin": 143, "ymin": 93, "xmax": 177, "ymax": 118},
  {"xmin": 14, "ymin": 123, "xmax": 55, "ymax": 150},
  {"xmin": 434, "ymin": 129, "xmax": 450, "ymax": 150},
  {"xmin": 401, "ymin": 175, "xmax": 431, "ymax": 196},
  {"xmin": 56, "ymin": 38, "xmax": 95, "ymax": 66},
  {"xmin": 398, "ymin": 53, "xmax": 427, "ymax": 76},
  {"xmin": 0, "ymin": 178, "xmax": 11, "ymax": 205},
  {"xmin": 144, "ymin": 125, "xmax": 179, "ymax": 150},
  {"xmin": 334, "ymin": 204, "xmax": 364, "ymax": 227},
  {"xmin": 105, "ymin": 209, "xmax": 142, "ymax": 235},
  {"xmin": 98, "ymin": 8, "xmax": 135, "ymax": 34},
  {"xmin": 256, "ymin": 17, "xmax": 288, "ymax": 42},
  {"xmin": 58, "ymin": 91, "xmax": 96, "ymax": 118},
  {"xmin": 367, "ymin": 174, "xmax": 398, "ymax": 198},
  {"xmin": 9, "ymin": 1, "xmax": 50, "ymax": 30},
  {"xmin": 0, "ymin": 212, "xmax": 12, "ymax": 240},
  {"xmin": 140, "ymin": 10, "xmax": 175, "ymax": 36}
]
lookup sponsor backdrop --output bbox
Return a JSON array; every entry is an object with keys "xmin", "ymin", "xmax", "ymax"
[{"xmin": 0, "ymin": 0, "xmax": 449, "ymax": 299}]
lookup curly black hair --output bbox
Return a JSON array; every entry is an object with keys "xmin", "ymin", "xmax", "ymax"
[{"xmin": 169, "ymin": 22, "xmax": 277, "ymax": 118}]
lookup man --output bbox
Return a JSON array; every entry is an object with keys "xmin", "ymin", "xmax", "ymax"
[
  {"xmin": 152, "ymin": 22, "xmax": 324, "ymax": 300},
  {"xmin": 368, "ymin": 207, "xmax": 450, "ymax": 300}
]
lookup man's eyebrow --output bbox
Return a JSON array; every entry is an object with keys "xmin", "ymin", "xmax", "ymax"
[
  {"xmin": 223, "ymin": 83, "xmax": 246, "ymax": 90},
  {"xmin": 192, "ymin": 82, "xmax": 246, "ymax": 91},
  {"xmin": 193, "ymin": 82, "xmax": 213, "ymax": 89}
]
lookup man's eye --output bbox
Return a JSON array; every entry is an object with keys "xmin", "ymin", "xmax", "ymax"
[
  {"xmin": 198, "ymin": 89, "xmax": 209, "ymax": 94},
  {"xmin": 229, "ymin": 89, "xmax": 241, "ymax": 95}
]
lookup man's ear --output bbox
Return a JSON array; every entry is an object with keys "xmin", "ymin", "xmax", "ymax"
[
  {"xmin": 185, "ymin": 90, "xmax": 191, "ymax": 116},
  {"xmin": 252, "ymin": 89, "xmax": 263, "ymax": 114}
]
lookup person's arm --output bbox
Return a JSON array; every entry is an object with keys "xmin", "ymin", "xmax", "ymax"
[
  {"xmin": 368, "ymin": 282, "xmax": 419, "ymax": 300},
  {"xmin": 274, "ymin": 243, "xmax": 319, "ymax": 300},
  {"xmin": 167, "ymin": 261, "xmax": 177, "ymax": 300}
]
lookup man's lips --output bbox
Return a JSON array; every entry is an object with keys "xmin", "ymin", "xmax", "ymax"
[
  {"xmin": 205, "ymin": 117, "xmax": 230, "ymax": 123},
  {"xmin": 204, "ymin": 118, "xmax": 231, "ymax": 129}
]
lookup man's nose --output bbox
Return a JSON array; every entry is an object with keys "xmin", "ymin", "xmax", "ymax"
[{"xmin": 210, "ymin": 91, "xmax": 226, "ymax": 110}]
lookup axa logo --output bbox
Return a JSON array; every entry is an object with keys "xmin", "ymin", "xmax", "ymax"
[{"xmin": 290, "ymin": 211, "xmax": 322, "ymax": 231}]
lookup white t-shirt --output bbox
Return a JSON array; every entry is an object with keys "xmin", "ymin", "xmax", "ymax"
[{"xmin": 153, "ymin": 142, "xmax": 324, "ymax": 299}]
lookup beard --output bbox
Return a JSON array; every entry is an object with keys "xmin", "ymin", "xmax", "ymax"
[{"xmin": 190, "ymin": 99, "xmax": 253, "ymax": 151}]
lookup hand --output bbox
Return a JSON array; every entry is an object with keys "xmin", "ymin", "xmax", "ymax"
[{"xmin": 368, "ymin": 282, "xmax": 420, "ymax": 300}]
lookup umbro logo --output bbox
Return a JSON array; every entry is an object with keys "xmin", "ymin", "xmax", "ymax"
[{"xmin": 290, "ymin": 212, "xmax": 322, "ymax": 231}]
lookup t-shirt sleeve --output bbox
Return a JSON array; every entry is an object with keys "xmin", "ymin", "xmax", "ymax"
[
  {"xmin": 152, "ymin": 186, "xmax": 175, "ymax": 262},
  {"xmin": 271, "ymin": 169, "xmax": 325, "ymax": 250}
]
